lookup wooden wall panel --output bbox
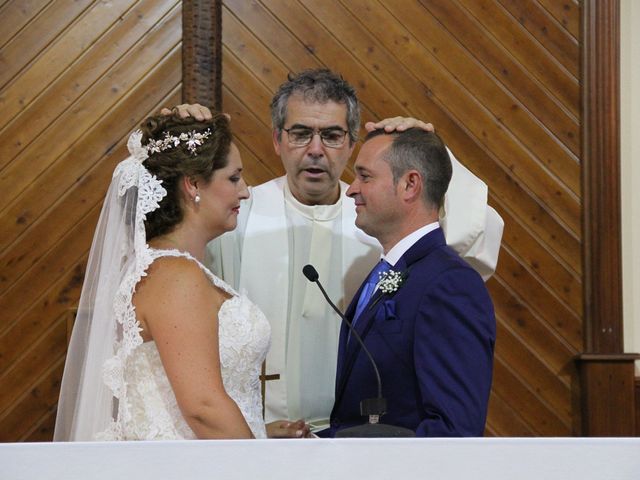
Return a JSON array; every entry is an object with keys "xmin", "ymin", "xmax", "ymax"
[
  {"xmin": 1, "ymin": 0, "xmax": 588, "ymax": 440},
  {"xmin": 0, "ymin": 0, "xmax": 182, "ymax": 441}
]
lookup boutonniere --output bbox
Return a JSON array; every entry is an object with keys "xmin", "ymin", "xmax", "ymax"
[
  {"xmin": 369, "ymin": 269, "xmax": 408, "ymax": 311},
  {"xmin": 377, "ymin": 269, "xmax": 406, "ymax": 294}
]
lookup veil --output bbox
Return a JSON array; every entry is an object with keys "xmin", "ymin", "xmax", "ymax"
[{"xmin": 53, "ymin": 132, "xmax": 167, "ymax": 441}]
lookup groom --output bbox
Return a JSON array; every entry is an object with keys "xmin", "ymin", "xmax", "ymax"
[{"xmin": 322, "ymin": 128, "xmax": 496, "ymax": 437}]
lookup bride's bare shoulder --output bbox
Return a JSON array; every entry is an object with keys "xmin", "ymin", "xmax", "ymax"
[
  {"xmin": 134, "ymin": 256, "xmax": 226, "ymax": 325},
  {"xmin": 137, "ymin": 256, "xmax": 205, "ymax": 291}
]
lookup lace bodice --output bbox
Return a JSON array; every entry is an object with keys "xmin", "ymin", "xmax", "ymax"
[{"xmin": 99, "ymin": 249, "xmax": 270, "ymax": 440}]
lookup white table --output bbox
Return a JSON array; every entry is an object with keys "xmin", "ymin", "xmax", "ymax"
[{"xmin": 2, "ymin": 437, "xmax": 639, "ymax": 480}]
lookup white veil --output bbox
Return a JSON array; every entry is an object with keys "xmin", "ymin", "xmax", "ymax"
[{"xmin": 54, "ymin": 132, "xmax": 167, "ymax": 441}]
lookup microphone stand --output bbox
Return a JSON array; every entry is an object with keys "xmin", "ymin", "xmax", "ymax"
[{"xmin": 303, "ymin": 265, "xmax": 414, "ymax": 438}]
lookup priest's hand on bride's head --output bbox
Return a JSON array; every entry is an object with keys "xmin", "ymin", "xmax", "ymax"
[
  {"xmin": 266, "ymin": 419, "xmax": 312, "ymax": 439},
  {"xmin": 159, "ymin": 103, "xmax": 211, "ymax": 120},
  {"xmin": 159, "ymin": 104, "xmax": 231, "ymax": 123}
]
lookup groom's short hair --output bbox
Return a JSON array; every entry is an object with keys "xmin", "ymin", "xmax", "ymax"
[{"xmin": 365, "ymin": 128, "xmax": 452, "ymax": 209}]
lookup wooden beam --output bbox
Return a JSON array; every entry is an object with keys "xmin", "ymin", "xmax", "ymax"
[
  {"xmin": 181, "ymin": 0, "xmax": 222, "ymax": 110},
  {"xmin": 581, "ymin": 0, "xmax": 622, "ymax": 353},
  {"xmin": 579, "ymin": 0, "xmax": 638, "ymax": 436}
]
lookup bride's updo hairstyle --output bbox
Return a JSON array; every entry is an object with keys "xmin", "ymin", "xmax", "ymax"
[{"xmin": 140, "ymin": 112, "xmax": 232, "ymax": 240}]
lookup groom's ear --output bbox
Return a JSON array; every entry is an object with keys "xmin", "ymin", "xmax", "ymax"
[{"xmin": 401, "ymin": 170, "xmax": 423, "ymax": 203}]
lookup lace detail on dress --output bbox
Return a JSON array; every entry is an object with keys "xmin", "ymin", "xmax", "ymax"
[
  {"xmin": 98, "ymin": 248, "xmax": 270, "ymax": 440},
  {"xmin": 94, "ymin": 133, "xmax": 269, "ymax": 439},
  {"xmin": 55, "ymin": 129, "xmax": 269, "ymax": 442},
  {"xmin": 98, "ymin": 132, "xmax": 169, "ymax": 437}
]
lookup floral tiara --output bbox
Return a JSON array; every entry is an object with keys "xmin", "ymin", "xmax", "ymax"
[{"xmin": 145, "ymin": 128, "xmax": 212, "ymax": 156}]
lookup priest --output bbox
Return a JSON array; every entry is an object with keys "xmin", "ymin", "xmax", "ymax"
[{"xmin": 172, "ymin": 68, "xmax": 504, "ymax": 433}]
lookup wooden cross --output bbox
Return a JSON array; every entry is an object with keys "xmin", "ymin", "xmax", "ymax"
[{"xmin": 260, "ymin": 361, "xmax": 280, "ymax": 417}]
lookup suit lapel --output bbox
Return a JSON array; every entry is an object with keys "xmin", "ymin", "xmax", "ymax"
[
  {"xmin": 334, "ymin": 265, "xmax": 398, "ymax": 409},
  {"xmin": 332, "ymin": 228, "xmax": 447, "ymax": 412},
  {"xmin": 335, "ymin": 280, "xmax": 366, "ymax": 391}
]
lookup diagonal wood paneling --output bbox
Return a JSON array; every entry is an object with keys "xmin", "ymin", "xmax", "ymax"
[
  {"xmin": 0, "ymin": 0, "xmax": 183, "ymax": 441},
  {"xmin": 1, "ymin": 0, "xmax": 584, "ymax": 440}
]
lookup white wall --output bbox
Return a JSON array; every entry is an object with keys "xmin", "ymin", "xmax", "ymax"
[{"xmin": 621, "ymin": 0, "xmax": 640, "ymax": 368}]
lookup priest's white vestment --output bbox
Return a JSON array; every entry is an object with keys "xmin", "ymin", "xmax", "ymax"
[{"xmin": 206, "ymin": 149, "xmax": 504, "ymax": 425}]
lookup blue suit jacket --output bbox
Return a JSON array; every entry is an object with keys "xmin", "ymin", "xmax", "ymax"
[{"xmin": 324, "ymin": 227, "xmax": 495, "ymax": 437}]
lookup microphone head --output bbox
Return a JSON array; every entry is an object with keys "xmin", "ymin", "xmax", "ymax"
[{"xmin": 302, "ymin": 264, "xmax": 319, "ymax": 282}]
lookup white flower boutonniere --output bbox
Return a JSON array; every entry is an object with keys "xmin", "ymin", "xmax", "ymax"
[{"xmin": 377, "ymin": 269, "xmax": 406, "ymax": 294}]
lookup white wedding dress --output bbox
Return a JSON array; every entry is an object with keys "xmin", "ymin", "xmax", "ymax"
[{"xmin": 99, "ymin": 249, "xmax": 271, "ymax": 440}]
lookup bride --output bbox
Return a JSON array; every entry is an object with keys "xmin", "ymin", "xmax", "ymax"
[{"xmin": 54, "ymin": 112, "xmax": 307, "ymax": 440}]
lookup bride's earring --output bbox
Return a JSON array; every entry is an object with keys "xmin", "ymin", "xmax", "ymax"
[{"xmin": 194, "ymin": 193, "xmax": 201, "ymax": 204}]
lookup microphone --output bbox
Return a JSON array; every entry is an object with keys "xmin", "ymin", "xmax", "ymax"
[{"xmin": 303, "ymin": 264, "xmax": 415, "ymax": 437}]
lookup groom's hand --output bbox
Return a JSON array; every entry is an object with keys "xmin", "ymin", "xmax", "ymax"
[{"xmin": 266, "ymin": 419, "xmax": 311, "ymax": 438}]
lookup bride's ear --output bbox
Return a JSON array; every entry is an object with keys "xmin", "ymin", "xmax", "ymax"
[{"xmin": 182, "ymin": 176, "xmax": 199, "ymax": 203}]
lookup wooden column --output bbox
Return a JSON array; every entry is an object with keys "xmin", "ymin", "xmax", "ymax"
[
  {"xmin": 182, "ymin": 0, "xmax": 222, "ymax": 110},
  {"xmin": 578, "ymin": 0, "xmax": 638, "ymax": 436}
]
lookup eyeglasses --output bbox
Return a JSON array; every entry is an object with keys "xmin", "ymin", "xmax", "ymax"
[{"xmin": 282, "ymin": 126, "xmax": 349, "ymax": 148}]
